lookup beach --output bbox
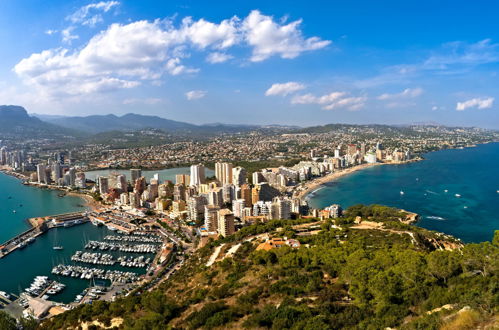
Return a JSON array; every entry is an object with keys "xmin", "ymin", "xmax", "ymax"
[
  {"xmin": 295, "ymin": 163, "xmax": 381, "ymax": 200},
  {"xmin": 295, "ymin": 159, "xmax": 420, "ymax": 201}
]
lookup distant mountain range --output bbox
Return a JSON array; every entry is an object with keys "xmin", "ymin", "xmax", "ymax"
[
  {"xmin": 32, "ymin": 112, "xmax": 269, "ymax": 134},
  {"xmin": 0, "ymin": 105, "xmax": 80, "ymax": 138}
]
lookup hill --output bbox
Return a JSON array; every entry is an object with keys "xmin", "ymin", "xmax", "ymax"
[
  {"xmin": 39, "ymin": 205, "xmax": 498, "ymax": 330},
  {"xmin": 35, "ymin": 113, "xmax": 266, "ymax": 135},
  {"xmin": 0, "ymin": 105, "xmax": 82, "ymax": 139},
  {"xmin": 35, "ymin": 113, "xmax": 197, "ymax": 134}
]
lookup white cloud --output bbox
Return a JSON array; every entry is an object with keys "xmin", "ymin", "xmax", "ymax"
[
  {"xmin": 206, "ymin": 52, "xmax": 233, "ymax": 63},
  {"xmin": 123, "ymin": 97, "xmax": 164, "ymax": 105},
  {"xmin": 165, "ymin": 58, "xmax": 199, "ymax": 75},
  {"xmin": 67, "ymin": 1, "xmax": 120, "ymax": 27},
  {"xmin": 62, "ymin": 27, "xmax": 79, "ymax": 43},
  {"xmin": 265, "ymin": 82, "xmax": 305, "ymax": 96},
  {"xmin": 242, "ymin": 10, "xmax": 331, "ymax": 62},
  {"xmin": 456, "ymin": 97, "xmax": 494, "ymax": 111},
  {"xmin": 424, "ymin": 39, "xmax": 499, "ymax": 69},
  {"xmin": 291, "ymin": 91, "xmax": 365, "ymax": 111},
  {"xmin": 45, "ymin": 29, "xmax": 58, "ymax": 35},
  {"xmin": 15, "ymin": 10, "xmax": 329, "ymax": 99},
  {"xmin": 185, "ymin": 90, "xmax": 207, "ymax": 100},
  {"xmin": 181, "ymin": 16, "xmax": 240, "ymax": 49},
  {"xmin": 377, "ymin": 87, "xmax": 423, "ymax": 100}
]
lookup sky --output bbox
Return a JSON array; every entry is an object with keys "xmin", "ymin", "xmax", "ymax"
[{"xmin": 1, "ymin": 0, "xmax": 499, "ymax": 128}]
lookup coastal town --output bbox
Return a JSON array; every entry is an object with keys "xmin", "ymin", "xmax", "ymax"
[{"xmin": 0, "ymin": 124, "xmax": 497, "ymax": 323}]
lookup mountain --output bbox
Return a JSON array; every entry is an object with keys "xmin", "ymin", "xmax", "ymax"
[
  {"xmin": 0, "ymin": 105, "xmax": 81, "ymax": 139},
  {"xmin": 35, "ymin": 113, "xmax": 198, "ymax": 134}
]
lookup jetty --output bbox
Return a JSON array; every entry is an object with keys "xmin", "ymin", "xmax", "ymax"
[{"xmin": 0, "ymin": 212, "xmax": 89, "ymax": 259}]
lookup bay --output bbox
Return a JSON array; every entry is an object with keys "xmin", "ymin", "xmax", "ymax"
[{"xmin": 307, "ymin": 142, "xmax": 499, "ymax": 243}]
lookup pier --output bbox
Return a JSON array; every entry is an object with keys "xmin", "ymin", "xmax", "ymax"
[{"xmin": 0, "ymin": 212, "xmax": 88, "ymax": 259}]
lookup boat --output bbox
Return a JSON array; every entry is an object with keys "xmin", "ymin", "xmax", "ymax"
[
  {"xmin": 53, "ymin": 229, "xmax": 63, "ymax": 250},
  {"xmin": 400, "ymin": 191, "xmax": 404, "ymax": 195},
  {"xmin": 455, "ymin": 194, "xmax": 461, "ymax": 197},
  {"xmin": 0, "ymin": 291, "xmax": 11, "ymax": 300},
  {"xmin": 444, "ymin": 189, "xmax": 448, "ymax": 193},
  {"xmin": 12, "ymin": 210, "xmax": 16, "ymax": 213}
]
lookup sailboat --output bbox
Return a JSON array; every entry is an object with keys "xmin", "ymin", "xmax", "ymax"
[{"xmin": 53, "ymin": 229, "xmax": 63, "ymax": 250}]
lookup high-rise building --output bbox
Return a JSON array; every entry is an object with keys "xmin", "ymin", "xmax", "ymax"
[
  {"xmin": 208, "ymin": 188, "xmax": 223, "ymax": 207},
  {"xmin": 232, "ymin": 166, "xmax": 247, "ymax": 186},
  {"xmin": 217, "ymin": 209, "xmax": 235, "ymax": 237},
  {"xmin": 134, "ymin": 176, "xmax": 146, "ymax": 194},
  {"xmin": 232, "ymin": 199, "xmax": 246, "ymax": 218},
  {"xmin": 117, "ymin": 174, "xmax": 128, "ymax": 193},
  {"xmin": 173, "ymin": 184, "xmax": 186, "ymax": 201},
  {"xmin": 175, "ymin": 174, "xmax": 190, "ymax": 186},
  {"xmin": 204, "ymin": 205, "xmax": 220, "ymax": 231},
  {"xmin": 187, "ymin": 195, "xmax": 207, "ymax": 221},
  {"xmin": 215, "ymin": 162, "xmax": 233, "ymax": 184},
  {"xmin": 36, "ymin": 164, "xmax": 46, "ymax": 184},
  {"xmin": 130, "ymin": 169, "xmax": 142, "ymax": 185},
  {"xmin": 252, "ymin": 172, "xmax": 266, "ymax": 185},
  {"xmin": 272, "ymin": 197, "xmax": 292, "ymax": 220},
  {"xmin": 98, "ymin": 177, "xmax": 109, "ymax": 195},
  {"xmin": 240, "ymin": 184, "xmax": 252, "ymax": 207},
  {"xmin": 190, "ymin": 164, "xmax": 205, "ymax": 186}
]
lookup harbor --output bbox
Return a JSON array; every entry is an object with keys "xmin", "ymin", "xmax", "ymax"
[{"xmin": 0, "ymin": 216, "xmax": 174, "ymax": 319}]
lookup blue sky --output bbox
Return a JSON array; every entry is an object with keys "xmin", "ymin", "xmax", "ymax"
[{"xmin": 1, "ymin": 0, "xmax": 499, "ymax": 128}]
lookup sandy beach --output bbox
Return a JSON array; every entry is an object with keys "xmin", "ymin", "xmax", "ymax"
[
  {"xmin": 67, "ymin": 192, "xmax": 104, "ymax": 212},
  {"xmin": 295, "ymin": 159, "xmax": 422, "ymax": 201},
  {"xmin": 295, "ymin": 163, "xmax": 383, "ymax": 200}
]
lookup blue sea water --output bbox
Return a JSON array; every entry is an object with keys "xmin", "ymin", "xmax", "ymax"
[
  {"xmin": 307, "ymin": 142, "xmax": 499, "ymax": 243},
  {"xmin": 0, "ymin": 173, "xmax": 147, "ymax": 303}
]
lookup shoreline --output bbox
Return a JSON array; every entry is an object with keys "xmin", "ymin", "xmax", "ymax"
[
  {"xmin": 0, "ymin": 170, "xmax": 101, "ymax": 212},
  {"xmin": 296, "ymin": 159, "xmax": 421, "ymax": 201}
]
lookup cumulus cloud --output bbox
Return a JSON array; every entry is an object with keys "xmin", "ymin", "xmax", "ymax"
[
  {"xmin": 291, "ymin": 91, "xmax": 366, "ymax": 111},
  {"xmin": 242, "ymin": 10, "xmax": 331, "ymax": 62},
  {"xmin": 456, "ymin": 97, "xmax": 494, "ymax": 111},
  {"xmin": 14, "ymin": 10, "xmax": 329, "ymax": 99},
  {"xmin": 67, "ymin": 1, "xmax": 120, "ymax": 27},
  {"xmin": 185, "ymin": 90, "xmax": 207, "ymax": 100},
  {"xmin": 265, "ymin": 82, "xmax": 305, "ymax": 96},
  {"xmin": 377, "ymin": 87, "xmax": 423, "ymax": 100},
  {"xmin": 206, "ymin": 52, "xmax": 233, "ymax": 63}
]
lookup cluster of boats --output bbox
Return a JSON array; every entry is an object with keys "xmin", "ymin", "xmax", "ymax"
[
  {"xmin": 104, "ymin": 234, "xmax": 163, "ymax": 243},
  {"xmin": 117, "ymin": 255, "xmax": 151, "ymax": 268},
  {"xmin": 85, "ymin": 240, "xmax": 159, "ymax": 253},
  {"xmin": 71, "ymin": 251, "xmax": 115, "ymax": 266},
  {"xmin": 51, "ymin": 265, "xmax": 139, "ymax": 283},
  {"xmin": 24, "ymin": 276, "xmax": 65, "ymax": 297},
  {"xmin": 14, "ymin": 236, "xmax": 36, "ymax": 249},
  {"xmin": 70, "ymin": 251, "xmax": 151, "ymax": 268}
]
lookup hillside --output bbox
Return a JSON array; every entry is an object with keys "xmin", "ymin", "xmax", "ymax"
[
  {"xmin": 39, "ymin": 205, "xmax": 498, "ymax": 330},
  {"xmin": 0, "ymin": 105, "xmax": 81, "ymax": 139},
  {"xmin": 35, "ymin": 113, "xmax": 263, "ymax": 135},
  {"xmin": 36, "ymin": 113, "xmax": 197, "ymax": 134}
]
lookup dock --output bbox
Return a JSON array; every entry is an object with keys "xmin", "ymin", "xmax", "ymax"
[{"xmin": 0, "ymin": 212, "xmax": 88, "ymax": 259}]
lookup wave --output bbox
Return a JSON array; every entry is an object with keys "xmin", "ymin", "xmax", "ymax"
[
  {"xmin": 426, "ymin": 216, "xmax": 445, "ymax": 221},
  {"xmin": 425, "ymin": 190, "xmax": 439, "ymax": 195}
]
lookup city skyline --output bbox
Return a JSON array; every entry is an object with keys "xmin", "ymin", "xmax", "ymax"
[{"xmin": 1, "ymin": 0, "xmax": 499, "ymax": 128}]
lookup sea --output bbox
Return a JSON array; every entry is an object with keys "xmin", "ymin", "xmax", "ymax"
[
  {"xmin": 307, "ymin": 142, "xmax": 499, "ymax": 243},
  {"xmin": 0, "ymin": 171, "xmax": 159, "ymax": 303}
]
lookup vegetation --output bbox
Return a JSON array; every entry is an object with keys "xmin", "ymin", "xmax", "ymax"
[{"xmin": 41, "ymin": 205, "xmax": 498, "ymax": 329}]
